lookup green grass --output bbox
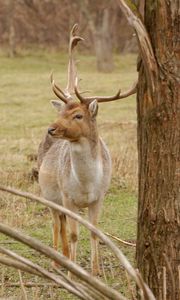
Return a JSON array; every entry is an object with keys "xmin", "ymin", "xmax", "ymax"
[{"xmin": 0, "ymin": 51, "xmax": 138, "ymax": 299}]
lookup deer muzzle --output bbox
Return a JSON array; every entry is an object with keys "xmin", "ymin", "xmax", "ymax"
[{"xmin": 48, "ymin": 127, "xmax": 56, "ymax": 136}]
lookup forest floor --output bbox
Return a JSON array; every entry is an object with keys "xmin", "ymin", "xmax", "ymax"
[{"xmin": 0, "ymin": 51, "xmax": 138, "ymax": 299}]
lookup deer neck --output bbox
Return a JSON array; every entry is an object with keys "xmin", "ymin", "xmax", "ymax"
[{"xmin": 69, "ymin": 133, "xmax": 102, "ymax": 184}]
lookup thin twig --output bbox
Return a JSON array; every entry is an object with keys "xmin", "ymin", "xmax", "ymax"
[
  {"xmin": 108, "ymin": 256, "xmax": 115, "ymax": 280},
  {"xmin": 54, "ymin": 267, "xmax": 100, "ymax": 300},
  {"xmin": 53, "ymin": 266, "xmax": 95, "ymax": 300},
  {"xmin": 162, "ymin": 266, "xmax": 166, "ymax": 300},
  {"xmin": 0, "ymin": 240, "xmax": 18, "ymax": 244},
  {"xmin": 18, "ymin": 270, "xmax": 28, "ymax": 300},
  {"xmin": 0, "ymin": 282, "xmax": 58, "ymax": 288},
  {"xmin": 136, "ymin": 269, "xmax": 155, "ymax": 300},
  {"xmin": 125, "ymin": 271, "xmax": 136, "ymax": 300},
  {"xmin": 100, "ymin": 250, "xmax": 107, "ymax": 283},
  {"xmin": 32, "ymin": 276, "xmax": 40, "ymax": 300},
  {"xmin": 163, "ymin": 253, "xmax": 176, "ymax": 300},
  {"xmin": 1, "ymin": 266, "xmax": 5, "ymax": 297},
  {"xmin": 76, "ymin": 281, "xmax": 107, "ymax": 300},
  {"xmin": 178, "ymin": 265, "xmax": 180, "ymax": 295},
  {"xmin": 105, "ymin": 232, "xmax": 136, "ymax": 247}
]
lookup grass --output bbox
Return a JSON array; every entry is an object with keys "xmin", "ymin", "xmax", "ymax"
[{"xmin": 0, "ymin": 50, "xmax": 138, "ymax": 299}]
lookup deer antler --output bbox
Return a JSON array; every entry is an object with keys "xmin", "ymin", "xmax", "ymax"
[
  {"xmin": 51, "ymin": 24, "xmax": 84, "ymax": 104},
  {"xmin": 74, "ymin": 78, "xmax": 137, "ymax": 104}
]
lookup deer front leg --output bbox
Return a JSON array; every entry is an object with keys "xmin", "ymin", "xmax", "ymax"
[
  {"xmin": 63, "ymin": 198, "xmax": 79, "ymax": 278},
  {"xmin": 59, "ymin": 214, "xmax": 69, "ymax": 258},
  {"xmin": 88, "ymin": 200, "xmax": 102, "ymax": 276},
  {"xmin": 51, "ymin": 210, "xmax": 69, "ymax": 269}
]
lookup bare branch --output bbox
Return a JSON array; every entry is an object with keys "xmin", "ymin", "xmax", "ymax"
[
  {"xmin": 52, "ymin": 266, "xmax": 95, "ymax": 300},
  {"xmin": 53, "ymin": 265, "xmax": 107, "ymax": 300},
  {"xmin": 136, "ymin": 270, "xmax": 156, "ymax": 300},
  {"xmin": 0, "ymin": 223, "xmax": 127, "ymax": 300},
  {"xmin": 125, "ymin": 271, "xmax": 136, "ymax": 300},
  {"xmin": 105, "ymin": 232, "xmax": 136, "ymax": 247},
  {"xmin": 0, "ymin": 256, "xmax": 40, "ymax": 277},
  {"xmin": 0, "ymin": 185, "xmax": 155, "ymax": 300},
  {"xmin": 116, "ymin": 0, "xmax": 158, "ymax": 98},
  {"xmin": 0, "ymin": 247, "xmax": 89, "ymax": 300},
  {"xmin": 18, "ymin": 270, "xmax": 28, "ymax": 300}
]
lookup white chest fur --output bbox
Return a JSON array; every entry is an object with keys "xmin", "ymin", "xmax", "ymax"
[{"xmin": 64, "ymin": 139, "xmax": 104, "ymax": 207}]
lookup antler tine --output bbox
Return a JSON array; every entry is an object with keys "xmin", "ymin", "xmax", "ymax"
[
  {"xmin": 75, "ymin": 78, "xmax": 137, "ymax": 104},
  {"xmin": 50, "ymin": 72, "xmax": 67, "ymax": 97},
  {"xmin": 50, "ymin": 72, "xmax": 68, "ymax": 104},
  {"xmin": 65, "ymin": 24, "xmax": 84, "ymax": 98},
  {"xmin": 96, "ymin": 81, "xmax": 137, "ymax": 103},
  {"xmin": 50, "ymin": 24, "xmax": 83, "ymax": 104}
]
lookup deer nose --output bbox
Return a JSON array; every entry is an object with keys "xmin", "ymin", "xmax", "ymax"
[{"xmin": 48, "ymin": 127, "xmax": 56, "ymax": 135}]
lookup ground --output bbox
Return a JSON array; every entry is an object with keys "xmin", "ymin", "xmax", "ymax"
[{"xmin": 0, "ymin": 50, "xmax": 137, "ymax": 299}]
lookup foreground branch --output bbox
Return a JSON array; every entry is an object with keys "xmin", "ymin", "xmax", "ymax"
[
  {"xmin": 0, "ymin": 185, "xmax": 155, "ymax": 300},
  {"xmin": 53, "ymin": 266, "xmax": 104, "ymax": 300},
  {"xmin": 0, "ymin": 224, "xmax": 127, "ymax": 300},
  {"xmin": 0, "ymin": 256, "xmax": 40, "ymax": 277},
  {"xmin": 0, "ymin": 247, "xmax": 90, "ymax": 300}
]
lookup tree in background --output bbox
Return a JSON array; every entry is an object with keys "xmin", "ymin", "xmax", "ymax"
[
  {"xmin": 80, "ymin": 0, "xmax": 114, "ymax": 72},
  {"xmin": 0, "ymin": 0, "xmax": 136, "ymax": 72},
  {"xmin": 6, "ymin": 0, "xmax": 16, "ymax": 57}
]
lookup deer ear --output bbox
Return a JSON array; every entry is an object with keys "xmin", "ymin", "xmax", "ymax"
[
  {"xmin": 89, "ymin": 100, "xmax": 98, "ymax": 117},
  {"xmin": 50, "ymin": 100, "xmax": 63, "ymax": 112}
]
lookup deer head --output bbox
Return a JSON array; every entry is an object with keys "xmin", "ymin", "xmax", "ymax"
[{"xmin": 48, "ymin": 24, "xmax": 137, "ymax": 142}]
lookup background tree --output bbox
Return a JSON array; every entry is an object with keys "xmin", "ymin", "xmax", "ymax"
[
  {"xmin": 80, "ymin": 0, "xmax": 114, "ymax": 72},
  {"xmin": 0, "ymin": 0, "xmax": 137, "ymax": 68},
  {"xmin": 118, "ymin": 0, "xmax": 180, "ymax": 299},
  {"xmin": 6, "ymin": 0, "xmax": 16, "ymax": 57}
]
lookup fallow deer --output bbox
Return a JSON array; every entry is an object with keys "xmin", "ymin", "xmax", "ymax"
[{"xmin": 38, "ymin": 24, "xmax": 136, "ymax": 276}]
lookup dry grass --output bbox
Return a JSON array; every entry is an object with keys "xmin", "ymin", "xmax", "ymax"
[
  {"xmin": 0, "ymin": 51, "xmax": 138, "ymax": 299},
  {"xmin": 100, "ymin": 121, "xmax": 137, "ymax": 190}
]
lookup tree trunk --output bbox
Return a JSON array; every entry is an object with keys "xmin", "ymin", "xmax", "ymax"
[
  {"xmin": 7, "ymin": 0, "xmax": 16, "ymax": 57},
  {"xmin": 89, "ymin": 9, "xmax": 114, "ymax": 72},
  {"xmin": 136, "ymin": 1, "xmax": 180, "ymax": 299}
]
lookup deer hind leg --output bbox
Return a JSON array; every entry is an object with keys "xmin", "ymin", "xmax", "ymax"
[
  {"xmin": 59, "ymin": 214, "xmax": 69, "ymax": 258},
  {"xmin": 88, "ymin": 201, "xmax": 102, "ymax": 276}
]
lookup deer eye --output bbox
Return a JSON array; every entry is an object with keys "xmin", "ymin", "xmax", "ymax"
[{"xmin": 74, "ymin": 114, "xmax": 83, "ymax": 120}]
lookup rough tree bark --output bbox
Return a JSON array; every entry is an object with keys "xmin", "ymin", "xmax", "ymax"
[
  {"xmin": 117, "ymin": 0, "xmax": 179, "ymax": 299},
  {"xmin": 136, "ymin": 1, "xmax": 180, "ymax": 299}
]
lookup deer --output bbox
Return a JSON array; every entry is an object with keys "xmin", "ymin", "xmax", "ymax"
[{"xmin": 37, "ymin": 24, "xmax": 136, "ymax": 276}]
